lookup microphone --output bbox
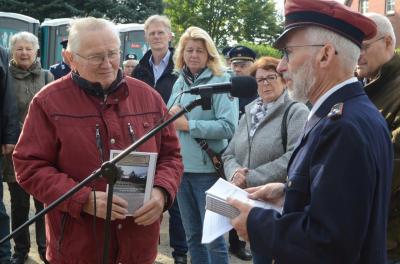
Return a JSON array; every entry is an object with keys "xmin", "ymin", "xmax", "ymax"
[{"xmin": 183, "ymin": 76, "xmax": 258, "ymax": 98}]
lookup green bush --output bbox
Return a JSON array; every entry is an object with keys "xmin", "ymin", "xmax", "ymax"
[{"xmin": 239, "ymin": 41, "xmax": 282, "ymax": 59}]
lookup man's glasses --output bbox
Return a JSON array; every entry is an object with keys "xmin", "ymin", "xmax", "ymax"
[
  {"xmin": 74, "ymin": 50, "xmax": 121, "ymax": 66},
  {"xmin": 361, "ymin": 36, "xmax": 385, "ymax": 51},
  {"xmin": 256, "ymin": 74, "xmax": 278, "ymax": 84},
  {"xmin": 280, "ymin": 44, "xmax": 326, "ymax": 62}
]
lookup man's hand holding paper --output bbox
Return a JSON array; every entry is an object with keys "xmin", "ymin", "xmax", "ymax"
[{"xmin": 227, "ymin": 182, "xmax": 285, "ymax": 241}]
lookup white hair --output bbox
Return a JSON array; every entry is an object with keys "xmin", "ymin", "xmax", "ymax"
[
  {"xmin": 365, "ymin": 13, "xmax": 396, "ymax": 50},
  {"xmin": 304, "ymin": 26, "xmax": 360, "ymax": 74},
  {"xmin": 144, "ymin": 15, "xmax": 172, "ymax": 34},
  {"xmin": 123, "ymin": 59, "xmax": 138, "ymax": 67},
  {"xmin": 9, "ymin": 31, "xmax": 39, "ymax": 55},
  {"xmin": 67, "ymin": 17, "xmax": 120, "ymax": 53}
]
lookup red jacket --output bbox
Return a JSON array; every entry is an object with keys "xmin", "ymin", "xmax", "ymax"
[{"xmin": 13, "ymin": 75, "xmax": 183, "ymax": 263}]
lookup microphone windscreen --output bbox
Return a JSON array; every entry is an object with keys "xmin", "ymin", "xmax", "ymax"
[{"xmin": 230, "ymin": 76, "xmax": 258, "ymax": 98}]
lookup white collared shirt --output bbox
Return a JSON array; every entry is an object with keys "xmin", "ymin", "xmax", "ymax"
[
  {"xmin": 149, "ymin": 49, "xmax": 171, "ymax": 85},
  {"xmin": 308, "ymin": 77, "xmax": 358, "ymax": 120}
]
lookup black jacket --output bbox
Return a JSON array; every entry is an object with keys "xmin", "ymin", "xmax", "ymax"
[
  {"xmin": 0, "ymin": 46, "xmax": 18, "ymax": 146},
  {"xmin": 132, "ymin": 48, "xmax": 177, "ymax": 103}
]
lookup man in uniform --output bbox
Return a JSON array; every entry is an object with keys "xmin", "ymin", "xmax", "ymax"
[
  {"xmin": 122, "ymin": 54, "xmax": 138, "ymax": 76},
  {"xmin": 49, "ymin": 40, "xmax": 71, "ymax": 80},
  {"xmin": 357, "ymin": 13, "xmax": 400, "ymax": 264},
  {"xmin": 228, "ymin": 1, "xmax": 393, "ymax": 263},
  {"xmin": 222, "ymin": 46, "xmax": 232, "ymax": 67},
  {"xmin": 229, "ymin": 45, "xmax": 258, "ymax": 118}
]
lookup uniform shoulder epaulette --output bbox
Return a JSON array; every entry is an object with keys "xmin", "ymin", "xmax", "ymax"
[{"xmin": 327, "ymin": 102, "xmax": 344, "ymax": 120}]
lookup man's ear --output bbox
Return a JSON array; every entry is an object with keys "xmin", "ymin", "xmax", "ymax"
[
  {"xmin": 167, "ymin": 31, "xmax": 173, "ymax": 42},
  {"xmin": 62, "ymin": 49, "xmax": 71, "ymax": 65},
  {"xmin": 384, "ymin": 35, "xmax": 394, "ymax": 49},
  {"xmin": 317, "ymin": 43, "xmax": 336, "ymax": 68},
  {"xmin": 64, "ymin": 50, "xmax": 75, "ymax": 70}
]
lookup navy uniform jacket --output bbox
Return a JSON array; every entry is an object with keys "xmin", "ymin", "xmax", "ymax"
[
  {"xmin": 49, "ymin": 61, "xmax": 71, "ymax": 80},
  {"xmin": 247, "ymin": 82, "xmax": 393, "ymax": 264}
]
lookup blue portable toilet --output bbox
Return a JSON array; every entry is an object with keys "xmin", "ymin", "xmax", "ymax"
[
  {"xmin": 0, "ymin": 12, "xmax": 40, "ymax": 49},
  {"xmin": 117, "ymin": 23, "xmax": 147, "ymax": 64},
  {"xmin": 40, "ymin": 18, "xmax": 73, "ymax": 69}
]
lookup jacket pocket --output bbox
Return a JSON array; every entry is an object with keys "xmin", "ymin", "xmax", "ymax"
[
  {"xmin": 51, "ymin": 113, "xmax": 100, "ymax": 127},
  {"xmin": 284, "ymin": 173, "xmax": 310, "ymax": 212}
]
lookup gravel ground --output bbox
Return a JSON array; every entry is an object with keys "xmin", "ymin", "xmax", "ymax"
[{"xmin": 2, "ymin": 183, "xmax": 249, "ymax": 264}]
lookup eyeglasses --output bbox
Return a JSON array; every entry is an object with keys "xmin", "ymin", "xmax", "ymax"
[
  {"xmin": 280, "ymin": 44, "xmax": 325, "ymax": 62},
  {"xmin": 74, "ymin": 50, "xmax": 121, "ymax": 66},
  {"xmin": 256, "ymin": 74, "xmax": 278, "ymax": 84},
  {"xmin": 361, "ymin": 37, "xmax": 385, "ymax": 51}
]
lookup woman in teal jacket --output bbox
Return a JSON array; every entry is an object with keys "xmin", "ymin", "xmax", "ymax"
[{"xmin": 167, "ymin": 26, "xmax": 238, "ymax": 264}]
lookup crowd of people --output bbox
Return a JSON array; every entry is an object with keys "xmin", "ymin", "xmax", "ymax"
[{"xmin": 0, "ymin": 0, "xmax": 398, "ymax": 264}]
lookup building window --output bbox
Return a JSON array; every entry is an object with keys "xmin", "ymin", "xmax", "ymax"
[
  {"xmin": 386, "ymin": 0, "xmax": 395, "ymax": 14},
  {"xmin": 359, "ymin": 0, "xmax": 369, "ymax": 13}
]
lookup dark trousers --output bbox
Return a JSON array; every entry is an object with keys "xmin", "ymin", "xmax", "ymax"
[
  {"xmin": 0, "ymin": 162, "xmax": 11, "ymax": 261},
  {"xmin": 7, "ymin": 182, "xmax": 46, "ymax": 255},
  {"xmin": 229, "ymin": 229, "xmax": 246, "ymax": 250},
  {"xmin": 252, "ymin": 251, "xmax": 272, "ymax": 264},
  {"xmin": 168, "ymin": 199, "xmax": 188, "ymax": 257}
]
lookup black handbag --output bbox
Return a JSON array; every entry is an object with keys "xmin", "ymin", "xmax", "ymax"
[{"xmin": 194, "ymin": 138, "xmax": 226, "ymax": 179}]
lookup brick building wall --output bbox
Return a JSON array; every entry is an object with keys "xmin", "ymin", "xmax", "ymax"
[{"xmin": 345, "ymin": 0, "xmax": 400, "ymax": 48}]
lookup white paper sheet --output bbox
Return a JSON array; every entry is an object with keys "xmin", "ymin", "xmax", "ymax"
[
  {"xmin": 201, "ymin": 178, "xmax": 283, "ymax": 244},
  {"xmin": 201, "ymin": 210, "xmax": 232, "ymax": 244}
]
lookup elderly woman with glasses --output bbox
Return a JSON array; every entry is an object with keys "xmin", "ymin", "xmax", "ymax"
[
  {"xmin": 3, "ymin": 31, "xmax": 53, "ymax": 264},
  {"xmin": 222, "ymin": 56, "xmax": 309, "ymax": 264}
]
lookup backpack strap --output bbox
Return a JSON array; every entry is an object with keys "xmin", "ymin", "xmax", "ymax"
[{"xmin": 281, "ymin": 101, "xmax": 298, "ymax": 152}]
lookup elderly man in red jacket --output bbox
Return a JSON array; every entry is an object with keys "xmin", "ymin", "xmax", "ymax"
[{"xmin": 12, "ymin": 17, "xmax": 183, "ymax": 264}]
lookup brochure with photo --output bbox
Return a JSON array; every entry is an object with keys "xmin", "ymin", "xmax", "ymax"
[{"xmin": 107, "ymin": 150, "xmax": 158, "ymax": 216}]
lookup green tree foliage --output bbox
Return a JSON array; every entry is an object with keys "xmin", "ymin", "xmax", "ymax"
[
  {"xmin": 164, "ymin": 0, "xmax": 283, "ymax": 47},
  {"xmin": 239, "ymin": 41, "xmax": 281, "ymax": 59},
  {"xmin": 0, "ymin": 0, "xmax": 163, "ymax": 23}
]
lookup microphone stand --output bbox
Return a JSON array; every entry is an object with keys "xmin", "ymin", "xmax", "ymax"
[{"xmin": 0, "ymin": 96, "xmax": 212, "ymax": 264}]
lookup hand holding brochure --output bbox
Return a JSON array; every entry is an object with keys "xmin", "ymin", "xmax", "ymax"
[
  {"xmin": 107, "ymin": 150, "xmax": 157, "ymax": 216},
  {"xmin": 202, "ymin": 178, "xmax": 282, "ymax": 244},
  {"xmin": 205, "ymin": 178, "xmax": 282, "ymax": 219}
]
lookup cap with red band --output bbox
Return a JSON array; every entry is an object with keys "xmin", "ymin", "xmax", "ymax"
[{"xmin": 274, "ymin": 0, "xmax": 377, "ymax": 48}]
